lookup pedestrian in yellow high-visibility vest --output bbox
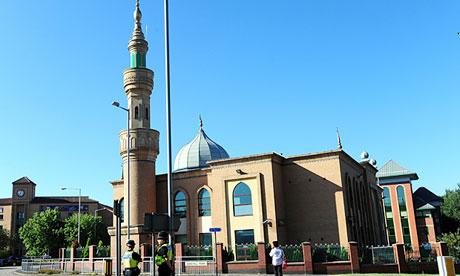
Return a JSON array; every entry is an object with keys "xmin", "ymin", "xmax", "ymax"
[
  {"xmin": 155, "ymin": 231, "xmax": 172, "ymax": 276},
  {"xmin": 123, "ymin": 240, "xmax": 142, "ymax": 276}
]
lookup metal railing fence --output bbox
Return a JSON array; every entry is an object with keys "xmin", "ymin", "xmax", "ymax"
[
  {"xmin": 280, "ymin": 244, "xmax": 303, "ymax": 262},
  {"xmin": 235, "ymin": 244, "xmax": 258, "ymax": 261},
  {"xmin": 359, "ymin": 245, "xmax": 395, "ymax": 264},
  {"xmin": 312, "ymin": 244, "xmax": 348, "ymax": 262},
  {"xmin": 175, "ymin": 256, "xmax": 216, "ymax": 276}
]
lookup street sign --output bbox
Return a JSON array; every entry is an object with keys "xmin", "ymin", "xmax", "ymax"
[
  {"xmin": 209, "ymin": 227, "xmax": 221, "ymax": 232},
  {"xmin": 144, "ymin": 213, "xmax": 181, "ymax": 232}
]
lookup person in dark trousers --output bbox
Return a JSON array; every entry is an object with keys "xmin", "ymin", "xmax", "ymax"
[
  {"xmin": 269, "ymin": 241, "xmax": 285, "ymax": 276},
  {"xmin": 123, "ymin": 240, "xmax": 142, "ymax": 276},
  {"xmin": 155, "ymin": 231, "xmax": 173, "ymax": 276}
]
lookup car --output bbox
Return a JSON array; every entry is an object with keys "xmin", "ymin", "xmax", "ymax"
[
  {"xmin": 7, "ymin": 256, "xmax": 21, "ymax": 266},
  {"xmin": 0, "ymin": 258, "xmax": 4, "ymax": 267}
]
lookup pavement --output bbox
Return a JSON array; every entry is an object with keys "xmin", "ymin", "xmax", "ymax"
[{"xmin": 0, "ymin": 268, "xmax": 313, "ymax": 276}]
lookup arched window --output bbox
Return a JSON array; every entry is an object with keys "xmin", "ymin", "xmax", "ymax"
[
  {"xmin": 233, "ymin": 182, "xmax": 252, "ymax": 216},
  {"xmin": 397, "ymin": 186, "xmax": 411, "ymax": 245},
  {"xmin": 120, "ymin": 198, "xmax": 125, "ymax": 223},
  {"xmin": 383, "ymin": 187, "xmax": 396, "ymax": 244},
  {"xmin": 145, "ymin": 108, "xmax": 149, "ymax": 119},
  {"xmin": 174, "ymin": 192, "xmax": 186, "ymax": 218},
  {"xmin": 198, "ymin": 189, "xmax": 211, "ymax": 216},
  {"xmin": 135, "ymin": 107, "xmax": 139, "ymax": 119}
]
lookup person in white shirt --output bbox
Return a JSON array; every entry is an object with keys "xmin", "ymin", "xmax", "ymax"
[{"xmin": 269, "ymin": 241, "xmax": 285, "ymax": 276}]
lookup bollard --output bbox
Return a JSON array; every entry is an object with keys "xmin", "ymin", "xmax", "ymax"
[{"xmin": 104, "ymin": 259, "xmax": 113, "ymax": 276}]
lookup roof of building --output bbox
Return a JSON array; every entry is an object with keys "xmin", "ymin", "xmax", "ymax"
[
  {"xmin": 30, "ymin": 196, "xmax": 98, "ymax": 204},
  {"xmin": 0, "ymin": 198, "xmax": 12, "ymax": 205},
  {"xmin": 12, "ymin": 176, "xmax": 36, "ymax": 185},
  {"xmin": 174, "ymin": 123, "xmax": 230, "ymax": 172},
  {"xmin": 376, "ymin": 160, "xmax": 419, "ymax": 180},
  {"xmin": 413, "ymin": 187, "xmax": 441, "ymax": 210}
]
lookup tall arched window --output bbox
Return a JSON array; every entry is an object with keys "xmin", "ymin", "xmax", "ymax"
[
  {"xmin": 135, "ymin": 107, "xmax": 139, "ymax": 119},
  {"xmin": 397, "ymin": 186, "xmax": 411, "ymax": 245},
  {"xmin": 145, "ymin": 108, "xmax": 149, "ymax": 119},
  {"xmin": 174, "ymin": 192, "xmax": 186, "ymax": 218},
  {"xmin": 120, "ymin": 198, "xmax": 125, "ymax": 223},
  {"xmin": 383, "ymin": 187, "xmax": 396, "ymax": 244},
  {"xmin": 233, "ymin": 182, "xmax": 252, "ymax": 216},
  {"xmin": 198, "ymin": 189, "xmax": 211, "ymax": 216}
]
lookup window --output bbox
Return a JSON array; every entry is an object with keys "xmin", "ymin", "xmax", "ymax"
[
  {"xmin": 397, "ymin": 186, "xmax": 411, "ymax": 245},
  {"xmin": 198, "ymin": 189, "xmax": 211, "ymax": 216},
  {"xmin": 174, "ymin": 192, "xmax": 186, "ymax": 218},
  {"xmin": 0, "ymin": 215, "xmax": 3, "ymax": 220},
  {"xmin": 175, "ymin": 234, "xmax": 187, "ymax": 244},
  {"xmin": 120, "ymin": 198, "xmax": 125, "ymax": 223},
  {"xmin": 383, "ymin": 187, "xmax": 396, "ymax": 244},
  {"xmin": 235, "ymin": 229, "xmax": 255, "ymax": 244},
  {"xmin": 233, "ymin": 183, "xmax": 253, "ymax": 216},
  {"xmin": 135, "ymin": 107, "xmax": 139, "ymax": 119},
  {"xmin": 145, "ymin": 108, "xmax": 149, "ymax": 119},
  {"xmin": 0, "ymin": 208, "xmax": 3, "ymax": 213},
  {"xmin": 200, "ymin": 233, "xmax": 212, "ymax": 246}
]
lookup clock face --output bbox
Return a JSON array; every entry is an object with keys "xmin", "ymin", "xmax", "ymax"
[{"xmin": 17, "ymin": 189, "xmax": 25, "ymax": 197}]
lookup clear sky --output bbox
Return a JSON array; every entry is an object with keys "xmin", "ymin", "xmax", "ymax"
[{"xmin": 0, "ymin": 0, "xmax": 459, "ymax": 206}]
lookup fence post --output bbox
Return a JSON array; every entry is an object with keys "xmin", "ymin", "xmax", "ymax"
[
  {"xmin": 216, "ymin": 243, "xmax": 224, "ymax": 273},
  {"xmin": 302, "ymin": 242, "xmax": 313, "ymax": 274},
  {"xmin": 437, "ymin": 242, "xmax": 449, "ymax": 257},
  {"xmin": 70, "ymin": 247, "xmax": 75, "ymax": 271},
  {"xmin": 257, "ymin": 242, "xmax": 268, "ymax": 273},
  {"xmin": 393, "ymin": 243, "xmax": 408, "ymax": 273},
  {"xmin": 89, "ymin": 245, "xmax": 96, "ymax": 272},
  {"xmin": 348, "ymin": 242, "xmax": 360, "ymax": 273}
]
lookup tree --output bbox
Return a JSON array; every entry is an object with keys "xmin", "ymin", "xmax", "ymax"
[
  {"xmin": 62, "ymin": 213, "xmax": 110, "ymax": 247},
  {"xmin": 19, "ymin": 209, "xmax": 65, "ymax": 257},
  {"xmin": 0, "ymin": 228, "xmax": 10, "ymax": 249},
  {"xmin": 441, "ymin": 184, "xmax": 460, "ymax": 233}
]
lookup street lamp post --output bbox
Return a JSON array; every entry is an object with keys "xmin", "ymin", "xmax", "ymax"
[
  {"xmin": 112, "ymin": 101, "xmax": 130, "ymax": 239},
  {"xmin": 61, "ymin": 187, "xmax": 81, "ymax": 245},
  {"xmin": 94, "ymin": 208, "xmax": 106, "ymax": 237}
]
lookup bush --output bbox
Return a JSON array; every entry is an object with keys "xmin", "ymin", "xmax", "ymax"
[
  {"xmin": 37, "ymin": 269, "xmax": 62, "ymax": 274},
  {"xmin": 71, "ymin": 271, "xmax": 80, "ymax": 275}
]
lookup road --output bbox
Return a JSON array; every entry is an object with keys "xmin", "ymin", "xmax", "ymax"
[{"xmin": 0, "ymin": 267, "xmax": 22, "ymax": 276}]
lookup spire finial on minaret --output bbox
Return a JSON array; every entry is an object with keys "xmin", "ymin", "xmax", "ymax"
[
  {"xmin": 133, "ymin": 0, "xmax": 143, "ymax": 32},
  {"xmin": 199, "ymin": 114, "xmax": 203, "ymax": 129},
  {"xmin": 336, "ymin": 127, "xmax": 342, "ymax": 150}
]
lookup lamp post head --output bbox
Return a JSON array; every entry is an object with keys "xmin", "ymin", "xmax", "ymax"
[{"xmin": 112, "ymin": 101, "xmax": 120, "ymax": 107}]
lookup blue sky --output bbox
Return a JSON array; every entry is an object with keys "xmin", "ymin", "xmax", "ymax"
[{"xmin": 0, "ymin": 0, "xmax": 459, "ymax": 205}]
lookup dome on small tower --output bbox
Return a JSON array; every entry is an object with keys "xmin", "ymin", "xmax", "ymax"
[{"xmin": 174, "ymin": 117, "xmax": 229, "ymax": 172}]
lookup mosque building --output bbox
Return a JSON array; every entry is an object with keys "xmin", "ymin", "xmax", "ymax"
[{"xmin": 109, "ymin": 1, "xmax": 387, "ymax": 253}]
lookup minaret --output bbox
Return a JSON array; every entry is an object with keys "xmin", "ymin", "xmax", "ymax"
[{"xmin": 120, "ymin": 0, "xmax": 159, "ymax": 240}]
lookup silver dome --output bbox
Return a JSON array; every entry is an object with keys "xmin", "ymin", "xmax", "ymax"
[{"xmin": 174, "ymin": 127, "xmax": 229, "ymax": 172}]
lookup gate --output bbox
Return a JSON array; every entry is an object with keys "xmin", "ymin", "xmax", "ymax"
[{"xmin": 175, "ymin": 256, "xmax": 216, "ymax": 276}]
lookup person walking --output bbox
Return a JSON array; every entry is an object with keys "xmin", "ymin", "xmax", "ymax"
[
  {"xmin": 123, "ymin": 240, "xmax": 142, "ymax": 276},
  {"xmin": 155, "ymin": 231, "xmax": 173, "ymax": 276},
  {"xmin": 269, "ymin": 241, "xmax": 285, "ymax": 276}
]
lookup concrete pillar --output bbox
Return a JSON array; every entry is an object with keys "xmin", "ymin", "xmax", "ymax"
[
  {"xmin": 302, "ymin": 242, "xmax": 313, "ymax": 274},
  {"xmin": 141, "ymin": 244, "xmax": 148, "ymax": 258},
  {"xmin": 257, "ymin": 242, "xmax": 268, "ymax": 273},
  {"xmin": 393, "ymin": 243, "xmax": 408, "ymax": 273},
  {"xmin": 437, "ymin": 242, "xmax": 449, "ymax": 256},
  {"xmin": 348, "ymin": 242, "xmax": 360, "ymax": 273}
]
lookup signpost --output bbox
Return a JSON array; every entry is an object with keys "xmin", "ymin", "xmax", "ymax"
[{"xmin": 209, "ymin": 228, "xmax": 221, "ymax": 276}]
